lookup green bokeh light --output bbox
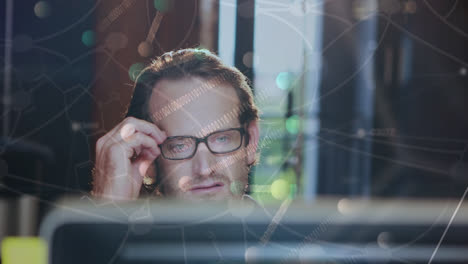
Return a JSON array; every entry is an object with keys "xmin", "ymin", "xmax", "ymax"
[
  {"xmin": 81, "ymin": 30, "xmax": 95, "ymax": 47},
  {"xmin": 2, "ymin": 237, "xmax": 47, "ymax": 264},
  {"xmin": 285, "ymin": 115, "xmax": 300, "ymax": 134},
  {"xmin": 275, "ymin": 72, "xmax": 294, "ymax": 90},
  {"xmin": 270, "ymin": 179, "xmax": 290, "ymax": 200},
  {"xmin": 129, "ymin": 63, "xmax": 145, "ymax": 81},
  {"xmin": 194, "ymin": 47, "xmax": 209, "ymax": 61},
  {"xmin": 154, "ymin": 0, "xmax": 174, "ymax": 12}
]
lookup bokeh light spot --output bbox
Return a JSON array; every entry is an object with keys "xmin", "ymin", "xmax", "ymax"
[
  {"xmin": 356, "ymin": 128, "xmax": 366, "ymax": 138},
  {"xmin": 81, "ymin": 30, "xmax": 95, "ymax": 47},
  {"xmin": 377, "ymin": 232, "xmax": 392, "ymax": 249},
  {"xmin": 154, "ymin": 0, "xmax": 174, "ymax": 13},
  {"xmin": 193, "ymin": 47, "xmax": 209, "ymax": 61},
  {"xmin": 2, "ymin": 237, "xmax": 47, "ymax": 264},
  {"xmin": 285, "ymin": 115, "xmax": 300, "ymax": 134},
  {"xmin": 242, "ymin": 51, "xmax": 254, "ymax": 68},
  {"xmin": 34, "ymin": 1, "xmax": 52, "ymax": 18},
  {"xmin": 270, "ymin": 179, "xmax": 290, "ymax": 200},
  {"xmin": 138, "ymin": 41, "xmax": 153, "ymax": 57},
  {"xmin": 275, "ymin": 72, "xmax": 294, "ymax": 90},
  {"xmin": 459, "ymin": 67, "xmax": 467, "ymax": 76},
  {"xmin": 129, "ymin": 63, "xmax": 145, "ymax": 81}
]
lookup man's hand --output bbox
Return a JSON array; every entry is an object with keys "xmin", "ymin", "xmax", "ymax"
[{"xmin": 92, "ymin": 117, "xmax": 167, "ymax": 201}]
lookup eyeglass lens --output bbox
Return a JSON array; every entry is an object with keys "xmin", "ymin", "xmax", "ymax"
[{"xmin": 161, "ymin": 129, "xmax": 242, "ymax": 160}]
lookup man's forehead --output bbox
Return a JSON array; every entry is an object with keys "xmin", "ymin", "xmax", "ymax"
[
  {"xmin": 148, "ymin": 77, "xmax": 241, "ymax": 136},
  {"xmin": 150, "ymin": 76, "xmax": 237, "ymax": 105}
]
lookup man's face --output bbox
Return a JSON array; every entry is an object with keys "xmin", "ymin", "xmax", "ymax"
[{"xmin": 148, "ymin": 76, "xmax": 258, "ymax": 201}]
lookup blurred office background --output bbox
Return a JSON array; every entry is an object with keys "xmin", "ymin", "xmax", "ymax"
[{"xmin": 0, "ymin": 0, "xmax": 467, "ymax": 240}]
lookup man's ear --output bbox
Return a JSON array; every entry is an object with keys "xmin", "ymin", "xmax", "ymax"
[{"xmin": 246, "ymin": 120, "xmax": 259, "ymax": 166}]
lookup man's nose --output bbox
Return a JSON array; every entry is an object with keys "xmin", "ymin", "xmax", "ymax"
[{"xmin": 192, "ymin": 142, "xmax": 216, "ymax": 177}]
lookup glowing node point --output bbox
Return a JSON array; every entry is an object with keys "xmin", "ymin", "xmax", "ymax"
[
  {"xmin": 337, "ymin": 198, "xmax": 364, "ymax": 215},
  {"xmin": 81, "ymin": 30, "xmax": 95, "ymax": 47},
  {"xmin": 356, "ymin": 128, "xmax": 366, "ymax": 138},
  {"xmin": 71, "ymin": 122, "xmax": 81, "ymax": 132},
  {"xmin": 105, "ymin": 32, "xmax": 128, "ymax": 52},
  {"xmin": 129, "ymin": 63, "xmax": 145, "ymax": 82},
  {"xmin": 377, "ymin": 232, "xmax": 392, "ymax": 248},
  {"xmin": 459, "ymin": 68, "xmax": 467, "ymax": 76},
  {"xmin": 245, "ymin": 246, "xmax": 261, "ymax": 263},
  {"xmin": 242, "ymin": 51, "xmax": 254, "ymax": 68},
  {"xmin": 138, "ymin": 41, "xmax": 153, "ymax": 57},
  {"xmin": 337, "ymin": 198, "xmax": 352, "ymax": 215},
  {"xmin": 285, "ymin": 115, "xmax": 300, "ymax": 135},
  {"xmin": 154, "ymin": 0, "xmax": 174, "ymax": 13},
  {"xmin": 34, "ymin": 1, "xmax": 52, "ymax": 18},
  {"xmin": 270, "ymin": 179, "xmax": 290, "ymax": 200},
  {"xmin": 276, "ymin": 72, "xmax": 294, "ymax": 90}
]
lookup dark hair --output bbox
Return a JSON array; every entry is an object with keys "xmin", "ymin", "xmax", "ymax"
[{"xmin": 125, "ymin": 48, "xmax": 259, "ymax": 129}]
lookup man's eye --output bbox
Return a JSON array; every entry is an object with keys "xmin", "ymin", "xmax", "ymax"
[
  {"xmin": 214, "ymin": 135, "xmax": 230, "ymax": 143},
  {"xmin": 170, "ymin": 143, "xmax": 189, "ymax": 152}
]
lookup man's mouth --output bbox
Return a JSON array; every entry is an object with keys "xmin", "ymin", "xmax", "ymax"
[{"xmin": 189, "ymin": 182, "xmax": 225, "ymax": 194}]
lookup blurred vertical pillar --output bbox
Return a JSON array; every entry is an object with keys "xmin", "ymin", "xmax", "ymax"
[
  {"xmin": 234, "ymin": 0, "xmax": 256, "ymax": 189},
  {"xmin": 218, "ymin": 0, "xmax": 237, "ymax": 66},
  {"xmin": 234, "ymin": 0, "xmax": 255, "ymax": 84},
  {"xmin": 302, "ymin": 0, "xmax": 324, "ymax": 201},
  {"xmin": 2, "ymin": 0, "xmax": 13, "ymax": 137},
  {"xmin": 199, "ymin": 0, "xmax": 219, "ymax": 52},
  {"xmin": 17, "ymin": 195, "xmax": 38, "ymax": 236},
  {"xmin": 347, "ymin": 1, "xmax": 377, "ymax": 197},
  {"xmin": 0, "ymin": 199, "xmax": 14, "ymax": 242},
  {"xmin": 317, "ymin": 0, "xmax": 377, "ymax": 196}
]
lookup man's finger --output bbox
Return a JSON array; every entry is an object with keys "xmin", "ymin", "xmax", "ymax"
[
  {"xmin": 119, "ymin": 117, "xmax": 167, "ymax": 144},
  {"xmin": 122, "ymin": 132, "xmax": 160, "ymax": 159}
]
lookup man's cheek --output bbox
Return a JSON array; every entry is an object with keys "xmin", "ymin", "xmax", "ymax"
[
  {"xmin": 178, "ymin": 176, "xmax": 191, "ymax": 192},
  {"xmin": 222, "ymin": 165, "xmax": 248, "ymax": 196}
]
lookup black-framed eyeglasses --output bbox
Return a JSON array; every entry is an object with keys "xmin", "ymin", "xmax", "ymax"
[{"xmin": 159, "ymin": 127, "xmax": 246, "ymax": 160}]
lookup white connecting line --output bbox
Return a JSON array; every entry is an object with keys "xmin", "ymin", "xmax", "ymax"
[
  {"xmin": 428, "ymin": 186, "xmax": 468, "ymax": 264},
  {"xmin": 260, "ymin": 197, "xmax": 293, "ymax": 245}
]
